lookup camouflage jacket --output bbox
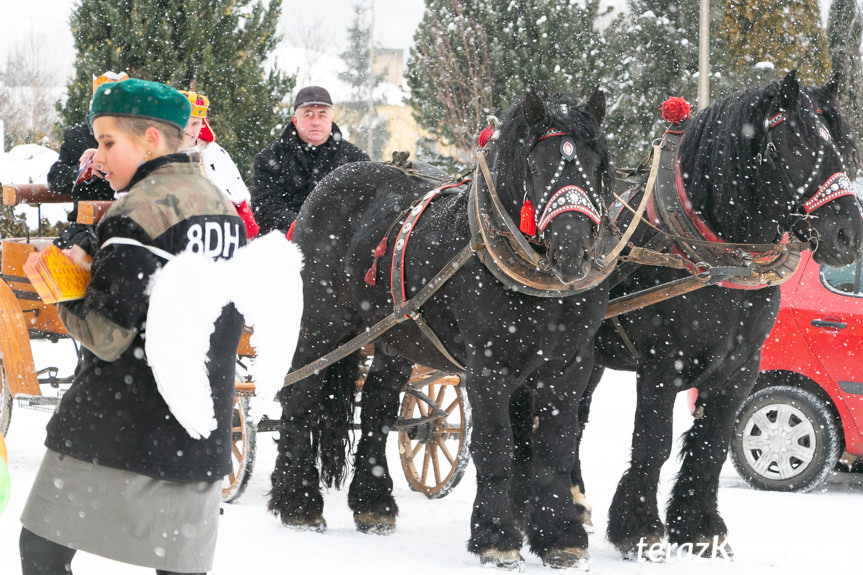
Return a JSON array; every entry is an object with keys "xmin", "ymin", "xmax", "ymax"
[{"xmin": 48, "ymin": 154, "xmax": 247, "ymax": 482}]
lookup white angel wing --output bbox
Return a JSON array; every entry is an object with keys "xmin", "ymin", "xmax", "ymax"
[
  {"xmin": 146, "ymin": 231, "xmax": 303, "ymax": 439},
  {"xmin": 228, "ymin": 232, "xmax": 303, "ymax": 412},
  {"xmin": 146, "ymin": 252, "xmax": 232, "ymax": 439}
]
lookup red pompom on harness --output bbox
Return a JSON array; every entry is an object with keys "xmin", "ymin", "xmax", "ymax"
[{"xmin": 661, "ymin": 97, "xmax": 692, "ymax": 124}]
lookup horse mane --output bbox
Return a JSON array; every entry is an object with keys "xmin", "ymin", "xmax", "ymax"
[
  {"xmin": 677, "ymin": 79, "xmax": 821, "ymax": 242},
  {"xmin": 494, "ymin": 92, "xmax": 614, "ymax": 207},
  {"xmin": 804, "ymin": 84, "xmax": 860, "ymax": 180}
]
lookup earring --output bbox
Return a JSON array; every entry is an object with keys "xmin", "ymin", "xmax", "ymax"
[{"xmin": 145, "ymin": 149, "xmax": 152, "ymax": 161}]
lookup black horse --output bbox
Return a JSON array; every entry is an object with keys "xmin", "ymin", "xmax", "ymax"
[
  {"xmin": 563, "ymin": 71, "xmax": 863, "ymax": 559},
  {"xmin": 269, "ymin": 89, "xmax": 614, "ymax": 569}
]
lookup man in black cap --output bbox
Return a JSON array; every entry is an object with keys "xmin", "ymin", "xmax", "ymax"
[{"xmin": 251, "ymin": 86, "xmax": 370, "ymax": 235}]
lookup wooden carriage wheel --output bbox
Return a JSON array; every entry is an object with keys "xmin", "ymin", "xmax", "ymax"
[
  {"xmin": 221, "ymin": 388, "xmax": 256, "ymax": 503},
  {"xmin": 398, "ymin": 369, "xmax": 471, "ymax": 499}
]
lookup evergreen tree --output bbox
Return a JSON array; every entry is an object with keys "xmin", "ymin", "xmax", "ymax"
[
  {"xmin": 60, "ymin": 0, "xmax": 294, "ymax": 176},
  {"xmin": 0, "ymin": 39, "xmax": 62, "ymax": 151},
  {"xmin": 339, "ymin": 3, "xmax": 383, "ymax": 103},
  {"xmin": 722, "ymin": 0, "xmax": 830, "ymax": 84},
  {"xmin": 406, "ymin": 0, "xmax": 608, "ymax": 158},
  {"xmin": 337, "ymin": 2, "xmax": 389, "ymax": 160},
  {"xmin": 827, "ymin": 0, "xmax": 863, "ymax": 142}
]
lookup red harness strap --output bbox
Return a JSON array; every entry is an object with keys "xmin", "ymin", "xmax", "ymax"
[
  {"xmin": 363, "ymin": 180, "xmax": 469, "ymax": 290},
  {"xmin": 669, "ymin": 160, "xmax": 792, "ymax": 290},
  {"xmin": 390, "ymin": 189, "xmax": 441, "ymax": 312}
]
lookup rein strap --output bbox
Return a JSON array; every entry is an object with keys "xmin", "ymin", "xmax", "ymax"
[{"xmin": 282, "ymin": 242, "xmax": 476, "ymax": 388}]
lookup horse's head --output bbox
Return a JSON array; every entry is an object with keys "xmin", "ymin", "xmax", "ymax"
[
  {"xmin": 760, "ymin": 71, "xmax": 863, "ymax": 267},
  {"xmin": 682, "ymin": 70, "xmax": 862, "ymax": 268},
  {"xmin": 795, "ymin": 75, "xmax": 863, "ymax": 267},
  {"xmin": 493, "ymin": 88, "xmax": 613, "ymax": 283}
]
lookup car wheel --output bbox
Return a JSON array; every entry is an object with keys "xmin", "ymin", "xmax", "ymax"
[{"xmin": 731, "ymin": 385, "xmax": 841, "ymax": 492}]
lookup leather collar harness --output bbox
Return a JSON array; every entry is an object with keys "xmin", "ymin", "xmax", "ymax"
[
  {"xmin": 604, "ymin": 106, "xmax": 855, "ymax": 309},
  {"xmin": 466, "ymin": 132, "xmax": 627, "ymax": 297}
]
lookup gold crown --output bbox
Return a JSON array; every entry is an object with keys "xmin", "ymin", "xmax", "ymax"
[
  {"xmin": 91, "ymin": 71, "xmax": 129, "ymax": 94},
  {"xmin": 179, "ymin": 90, "xmax": 210, "ymax": 118}
]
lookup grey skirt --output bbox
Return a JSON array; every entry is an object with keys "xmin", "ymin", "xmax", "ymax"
[{"xmin": 21, "ymin": 449, "xmax": 221, "ymax": 573}]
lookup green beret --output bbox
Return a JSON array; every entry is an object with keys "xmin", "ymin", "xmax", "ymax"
[{"xmin": 89, "ymin": 78, "xmax": 191, "ymax": 130}]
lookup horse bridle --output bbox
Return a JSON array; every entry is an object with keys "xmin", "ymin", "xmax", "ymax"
[
  {"xmin": 523, "ymin": 128, "xmax": 607, "ymax": 241},
  {"xmin": 757, "ymin": 102, "xmax": 855, "ymax": 228}
]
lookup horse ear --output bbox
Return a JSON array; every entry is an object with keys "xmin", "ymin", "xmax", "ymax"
[
  {"xmin": 586, "ymin": 87, "xmax": 605, "ymax": 124},
  {"xmin": 524, "ymin": 89, "xmax": 547, "ymax": 127},
  {"xmin": 777, "ymin": 69, "xmax": 799, "ymax": 111}
]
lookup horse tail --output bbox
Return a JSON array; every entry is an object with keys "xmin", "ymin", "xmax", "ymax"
[{"xmin": 314, "ymin": 353, "xmax": 358, "ymax": 489}]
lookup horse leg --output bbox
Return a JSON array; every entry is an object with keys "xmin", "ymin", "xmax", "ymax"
[
  {"xmin": 607, "ymin": 369, "xmax": 677, "ymax": 559},
  {"xmin": 269, "ymin": 370, "xmax": 327, "ymax": 531},
  {"xmin": 465, "ymin": 369, "xmax": 524, "ymax": 570},
  {"xmin": 665, "ymin": 368, "xmax": 756, "ymax": 557},
  {"xmin": 508, "ymin": 385, "xmax": 533, "ymax": 535},
  {"xmin": 526, "ymin": 373, "xmax": 591, "ymax": 569},
  {"xmin": 348, "ymin": 353, "xmax": 414, "ymax": 534},
  {"xmin": 570, "ymin": 364, "xmax": 604, "ymax": 530},
  {"xmin": 269, "ymin": 321, "xmax": 358, "ymax": 531}
]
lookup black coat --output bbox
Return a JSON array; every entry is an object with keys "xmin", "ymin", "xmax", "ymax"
[
  {"xmin": 250, "ymin": 122, "xmax": 369, "ymax": 234},
  {"xmin": 47, "ymin": 122, "xmax": 116, "ymax": 222},
  {"xmin": 49, "ymin": 155, "xmax": 246, "ymax": 483}
]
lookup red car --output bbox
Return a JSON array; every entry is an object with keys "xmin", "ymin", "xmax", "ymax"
[{"xmin": 730, "ymin": 250, "xmax": 863, "ymax": 492}]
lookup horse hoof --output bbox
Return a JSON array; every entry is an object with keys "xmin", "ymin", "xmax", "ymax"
[
  {"xmin": 282, "ymin": 516, "xmax": 327, "ymax": 534},
  {"xmin": 541, "ymin": 547, "xmax": 589, "ymax": 570},
  {"xmin": 479, "ymin": 549, "xmax": 525, "ymax": 571},
  {"xmin": 354, "ymin": 512, "xmax": 396, "ymax": 535}
]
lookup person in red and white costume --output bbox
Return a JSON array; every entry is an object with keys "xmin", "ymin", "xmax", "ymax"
[{"xmin": 180, "ymin": 90, "xmax": 260, "ymax": 239}]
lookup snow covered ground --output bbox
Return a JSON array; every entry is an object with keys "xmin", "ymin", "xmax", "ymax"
[{"xmin": 3, "ymin": 339, "xmax": 862, "ymax": 574}]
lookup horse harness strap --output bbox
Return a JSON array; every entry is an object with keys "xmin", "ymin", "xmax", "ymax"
[
  {"xmin": 469, "ymin": 151, "xmax": 620, "ymax": 296},
  {"xmin": 391, "ymin": 186, "xmax": 467, "ymax": 371},
  {"xmin": 282, "ymin": 241, "xmax": 476, "ymax": 388},
  {"xmin": 475, "ymin": 151, "xmax": 547, "ymax": 269},
  {"xmin": 601, "ymin": 142, "xmax": 661, "ymax": 269},
  {"xmin": 651, "ymin": 123, "xmax": 804, "ymax": 287},
  {"xmin": 608, "ymin": 124, "xmax": 805, "ymax": 290}
]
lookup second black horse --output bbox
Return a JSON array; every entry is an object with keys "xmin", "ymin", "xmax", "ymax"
[{"xmin": 564, "ymin": 71, "xmax": 863, "ymax": 559}]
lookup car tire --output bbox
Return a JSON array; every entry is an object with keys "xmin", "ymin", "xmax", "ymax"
[{"xmin": 730, "ymin": 385, "xmax": 841, "ymax": 493}]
